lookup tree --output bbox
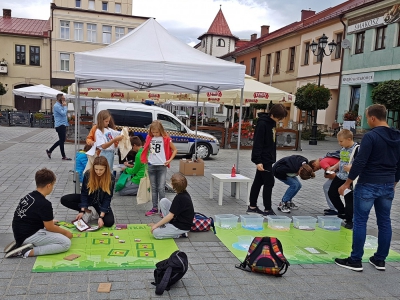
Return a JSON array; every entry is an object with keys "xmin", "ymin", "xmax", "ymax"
[
  {"xmin": 0, "ymin": 82, "xmax": 7, "ymax": 96},
  {"xmin": 372, "ymin": 80, "xmax": 400, "ymax": 110},
  {"xmin": 294, "ymin": 83, "xmax": 331, "ymax": 111},
  {"xmin": 61, "ymin": 85, "xmax": 69, "ymax": 94}
]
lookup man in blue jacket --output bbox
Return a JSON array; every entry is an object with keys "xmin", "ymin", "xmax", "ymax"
[
  {"xmin": 335, "ymin": 104, "xmax": 400, "ymax": 272},
  {"xmin": 46, "ymin": 93, "xmax": 71, "ymax": 160},
  {"xmin": 246, "ymin": 104, "xmax": 287, "ymax": 217}
]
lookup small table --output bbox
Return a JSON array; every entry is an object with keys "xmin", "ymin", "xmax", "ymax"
[{"xmin": 210, "ymin": 174, "xmax": 252, "ymax": 206}]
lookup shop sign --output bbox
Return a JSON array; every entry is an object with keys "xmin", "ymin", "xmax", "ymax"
[{"xmin": 341, "ymin": 72, "xmax": 374, "ymax": 85}]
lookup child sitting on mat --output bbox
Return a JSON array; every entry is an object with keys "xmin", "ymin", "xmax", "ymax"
[
  {"xmin": 5, "ymin": 168, "xmax": 72, "ymax": 258},
  {"xmin": 148, "ymin": 173, "xmax": 194, "ymax": 239}
]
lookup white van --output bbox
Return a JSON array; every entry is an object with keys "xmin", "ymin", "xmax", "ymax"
[{"xmin": 94, "ymin": 101, "xmax": 219, "ymax": 159}]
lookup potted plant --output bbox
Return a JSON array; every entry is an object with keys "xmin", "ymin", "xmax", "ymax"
[{"xmin": 343, "ymin": 110, "xmax": 358, "ymax": 134}]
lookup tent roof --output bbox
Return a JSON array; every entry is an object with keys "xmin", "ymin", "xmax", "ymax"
[
  {"xmin": 164, "ymin": 100, "xmax": 219, "ymax": 108},
  {"xmin": 12, "ymin": 84, "xmax": 65, "ymax": 99},
  {"xmin": 74, "ymin": 18, "xmax": 245, "ymax": 93}
]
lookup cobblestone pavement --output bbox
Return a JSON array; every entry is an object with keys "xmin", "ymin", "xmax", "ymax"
[{"xmin": 1, "ymin": 126, "xmax": 400, "ymax": 300}]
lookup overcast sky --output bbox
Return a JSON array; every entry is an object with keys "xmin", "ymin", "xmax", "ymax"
[{"xmin": 1, "ymin": 0, "xmax": 345, "ymax": 46}]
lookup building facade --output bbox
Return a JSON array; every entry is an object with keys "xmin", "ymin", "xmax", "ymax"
[
  {"xmin": 0, "ymin": 9, "xmax": 51, "ymax": 111},
  {"xmin": 338, "ymin": 0, "xmax": 400, "ymax": 129},
  {"xmin": 51, "ymin": 0, "xmax": 148, "ymax": 89}
]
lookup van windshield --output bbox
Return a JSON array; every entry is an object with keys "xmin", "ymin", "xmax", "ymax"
[
  {"xmin": 157, "ymin": 113, "xmax": 185, "ymax": 132},
  {"xmin": 108, "ymin": 109, "xmax": 152, "ymax": 128}
]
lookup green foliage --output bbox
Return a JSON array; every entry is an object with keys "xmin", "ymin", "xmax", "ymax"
[
  {"xmin": 61, "ymin": 85, "xmax": 69, "ymax": 94},
  {"xmin": 372, "ymin": 80, "xmax": 400, "ymax": 110},
  {"xmin": 0, "ymin": 82, "xmax": 7, "ymax": 96},
  {"xmin": 301, "ymin": 128, "xmax": 326, "ymax": 141},
  {"xmin": 294, "ymin": 83, "xmax": 331, "ymax": 111},
  {"xmin": 34, "ymin": 112, "xmax": 45, "ymax": 120}
]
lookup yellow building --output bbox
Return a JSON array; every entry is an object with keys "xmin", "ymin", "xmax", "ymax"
[
  {"xmin": 0, "ymin": 9, "xmax": 51, "ymax": 111},
  {"xmin": 51, "ymin": 0, "xmax": 149, "ymax": 89}
]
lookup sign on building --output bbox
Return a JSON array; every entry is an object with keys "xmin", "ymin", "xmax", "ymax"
[{"xmin": 341, "ymin": 72, "xmax": 374, "ymax": 85}]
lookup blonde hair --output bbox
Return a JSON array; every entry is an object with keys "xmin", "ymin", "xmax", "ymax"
[
  {"xmin": 337, "ymin": 129, "xmax": 353, "ymax": 140},
  {"xmin": 96, "ymin": 110, "xmax": 115, "ymax": 132},
  {"xmin": 299, "ymin": 164, "xmax": 315, "ymax": 180},
  {"xmin": 87, "ymin": 156, "xmax": 112, "ymax": 195},
  {"xmin": 148, "ymin": 120, "xmax": 167, "ymax": 137}
]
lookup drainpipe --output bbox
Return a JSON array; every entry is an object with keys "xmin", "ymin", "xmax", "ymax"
[
  {"xmin": 337, "ymin": 14, "xmax": 347, "ymax": 121},
  {"xmin": 49, "ymin": 3, "xmax": 55, "ymax": 114}
]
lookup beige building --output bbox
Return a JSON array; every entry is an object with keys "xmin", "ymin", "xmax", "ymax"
[
  {"xmin": 0, "ymin": 9, "xmax": 51, "ymax": 111},
  {"xmin": 51, "ymin": 0, "xmax": 149, "ymax": 89}
]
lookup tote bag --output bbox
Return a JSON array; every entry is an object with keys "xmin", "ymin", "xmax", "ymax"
[{"xmin": 137, "ymin": 167, "xmax": 151, "ymax": 204}]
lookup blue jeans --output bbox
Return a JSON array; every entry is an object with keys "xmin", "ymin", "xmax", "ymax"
[
  {"xmin": 351, "ymin": 183, "xmax": 394, "ymax": 262},
  {"xmin": 278, "ymin": 176, "xmax": 302, "ymax": 203},
  {"xmin": 148, "ymin": 164, "xmax": 167, "ymax": 208},
  {"xmin": 100, "ymin": 150, "xmax": 114, "ymax": 171}
]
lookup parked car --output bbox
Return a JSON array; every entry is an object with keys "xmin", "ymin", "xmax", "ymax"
[
  {"xmin": 173, "ymin": 110, "xmax": 189, "ymax": 119},
  {"xmin": 94, "ymin": 102, "xmax": 219, "ymax": 159}
]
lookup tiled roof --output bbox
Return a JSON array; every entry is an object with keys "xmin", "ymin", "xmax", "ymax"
[
  {"xmin": 235, "ymin": 40, "xmax": 250, "ymax": 48},
  {"xmin": 198, "ymin": 8, "xmax": 238, "ymax": 40},
  {"xmin": 0, "ymin": 17, "xmax": 50, "ymax": 37},
  {"xmin": 230, "ymin": 0, "xmax": 380, "ymax": 55}
]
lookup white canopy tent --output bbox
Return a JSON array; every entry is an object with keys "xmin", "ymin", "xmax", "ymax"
[
  {"xmin": 73, "ymin": 18, "xmax": 245, "ymax": 189},
  {"xmin": 13, "ymin": 84, "xmax": 66, "ymax": 99},
  {"xmin": 163, "ymin": 100, "xmax": 220, "ymax": 108}
]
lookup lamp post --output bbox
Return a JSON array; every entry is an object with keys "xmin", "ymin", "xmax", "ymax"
[
  {"xmin": 309, "ymin": 33, "xmax": 337, "ymax": 145},
  {"xmin": 296, "ymin": 122, "xmax": 303, "ymax": 151}
]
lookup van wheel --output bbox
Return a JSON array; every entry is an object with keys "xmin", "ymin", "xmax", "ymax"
[{"xmin": 193, "ymin": 143, "xmax": 211, "ymax": 160}]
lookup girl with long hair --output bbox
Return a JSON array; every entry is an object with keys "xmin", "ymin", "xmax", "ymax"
[
  {"xmin": 95, "ymin": 110, "xmax": 123, "ymax": 169},
  {"xmin": 61, "ymin": 156, "xmax": 116, "ymax": 228},
  {"xmin": 140, "ymin": 120, "xmax": 178, "ymax": 216}
]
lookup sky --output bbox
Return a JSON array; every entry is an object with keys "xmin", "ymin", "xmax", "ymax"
[{"xmin": 0, "ymin": 0, "xmax": 346, "ymax": 46}]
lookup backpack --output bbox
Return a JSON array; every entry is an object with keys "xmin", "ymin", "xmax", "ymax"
[
  {"xmin": 235, "ymin": 237, "xmax": 289, "ymax": 277},
  {"xmin": 324, "ymin": 150, "xmax": 341, "ymax": 159},
  {"xmin": 151, "ymin": 250, "xmax": 188, "ymax": 295},
  {"xmin": 190, "ymin": 212, "xmax": 216, "ymax": 233}
]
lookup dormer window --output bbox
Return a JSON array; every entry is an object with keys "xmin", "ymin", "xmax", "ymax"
[{"xmin": 217, "ymin": 39, "xmax": 225, "ymax": 47}]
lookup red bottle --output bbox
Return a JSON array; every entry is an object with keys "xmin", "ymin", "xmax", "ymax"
[{"xmin": 231, "ymin": 164, "xmax": 236, "ymax": 177}]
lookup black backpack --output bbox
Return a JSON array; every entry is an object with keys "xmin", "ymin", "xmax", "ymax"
[
  {"xmin": 235, "ymin": 237, "xmax": 289, "ymax": 277},
  {"xmin": 323, "ymin": 150, "xmax": 341, "ymax": 159},
  {"xmin": 151, "ymin": 250, "xmax": 188, "ymax": 295}
]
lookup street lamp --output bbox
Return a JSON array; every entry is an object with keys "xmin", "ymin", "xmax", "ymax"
[
  {"xmin": 309, "ymin": 33, "xmax": 337, "ymax": 145},
  {"xmin": 296, "ymin": 122, "xmax": 303, "ymax": 151}
]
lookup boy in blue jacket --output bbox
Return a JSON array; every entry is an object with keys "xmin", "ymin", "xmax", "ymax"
[{"xmin": 76, "ymin": 144, "xmax": 91, "ymax": 183}]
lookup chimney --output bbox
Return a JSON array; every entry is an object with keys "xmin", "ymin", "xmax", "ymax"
[
  {"xmin": 261, "ymin": 25, "xmax": 270, "ymax": 36},
  {"xmin": 3, "ymin": 9, "xmax": 11, "ymax": 18},
  {"xmin": 250, "ymin": 33, "xmax": 257, "ymax": 41},
  {"xmin": 301, "ymin": 9, "xmax": 315, "ymax": 21}
]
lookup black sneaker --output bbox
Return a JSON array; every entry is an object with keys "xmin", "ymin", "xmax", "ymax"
[
  {"xmin": 369, "ymin": 256, "xmax": 385, "ymax": 271},
  {"xmin": 5, "ymin": 244, "xmax": 33, "ymax": 258},
  {"xmin": 46, "ymin": 149, "xmax": 51, "ymax": 159},
  {"xmin": 288, "ymin": 200, "xmax": 299, "ymax": 210},
  {"xmin": 324, "ymin": 209, "xmax": 338, "ymax": 216},
  {"xmin": 277, "ymin": 202, "xmax": 291, "ymax": 213},
  {"xmin": 246, "ymin": 206, "xmax": 264, "ymax": 216},
  {"xmin": 344, "ymin": 221, "xmax": 353, "ymax": 230},
  {"xmin": 263, "ymin": 209, "xmax": 276, "ymax": 216},
  {"xmin": 4, "ymin": 241, "xmax": 17, "ymax": 253},
  {"xmin": 334, "ymin": 257, "xmax": 363, "ymax": 272}
]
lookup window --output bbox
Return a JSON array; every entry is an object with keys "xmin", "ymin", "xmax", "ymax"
[
  {"xmin": 29, "ymin": 46, "xmax": 40, "ymax": 66},
  {"xmin": 108, "ymin": 109, "xmax": 152, "ymax": 128},
  {"xmin": 15, "ymin": 45, "xmax": 26, "ymax": 65},
  {"xmin": 266, "ymin": 54, "xmax": 271, "ymax": 75},
  {"xmin": 88, "ymin": 0, "xmax": 95, "ymax": 10},
  {"xmin": 157, "ymin": 114, "xmax": 183, "ymax": 132},
  {"xmin": 60, "ymin": 53, "xmax": 70, "ymax": 71},
  {"xmin": 335, "ymin": 33, "xmax": 342, "ymax": 59},
  {"xmin": 304, "ymin": 42, "xmax": 310, "ymax": 65},
  {"xmin": 102, "ymin": 25, "xmax": 111, "ymax": 44},
  {"xmin": 74, "ymin": 22, "xmax": 83, "ymax": 41},
  {"xmin": 375, "ymin": 26, "xmax": 387, "ymax": 50},
  {"xmin": 275, "ymin": 51, "xmax": 280, "ymax": 73},
  {"xmin": 250, "ymin": 57, "xmax": 257, "ymax": 76},
  {"xmin": 217, "ymin": 39, "xmax": 225, "ymax": 47},
  {"xmin": 355, "ymin": 31, "xmax": 365, "ymax": 54},
  {"xmin": 216, "ymin": 105, "xmax": 223, "ymax": 113},
  {"xmin": 115, "ymin": 3, "xmax": 121, "ymax": 13},
  {"xmin": 87, "ymin": 24, "xmax": 97, "ymax": 42},
  {"xmin": 75, "ymin": 0, "xmax": 81, "ymax": 8},
  {"xmin": 288, "ymin": 47, "xmax": 295, "ymax": 71},
  {"xmin": 350, "ymin": 86, "xmax": 361, "ymax": 113},
  {"xmin": 115, "ymin": 27, "xmax": 124, "ymax": 40},
  {"xmin": 102, "ymin": 1, "xmax": 108, "ymax": 11},
  {"xmin": 60, "ymin": 21, "xmax": 70, "ymax": 39}
]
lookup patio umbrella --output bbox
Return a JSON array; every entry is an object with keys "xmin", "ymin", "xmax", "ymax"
[{"xmin": 13, "ymin": 84, "xmax": 66, "ymax": 99}]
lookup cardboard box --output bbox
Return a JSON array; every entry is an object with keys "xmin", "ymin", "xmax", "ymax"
[{"xmin": 179, "ymin": 159, "xmax": 204, "ymax": 176}]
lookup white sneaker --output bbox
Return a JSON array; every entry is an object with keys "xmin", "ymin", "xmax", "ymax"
[
  {"xmin": 288, "ymin": 200, "xmax": 299, "ymax": 210},
  {"xmin": 277, "ymin": 202, "xmax": 291, "ymax": 213}
]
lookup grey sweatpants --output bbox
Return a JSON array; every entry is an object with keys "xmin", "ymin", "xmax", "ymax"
[
  {"xmin": 119, "ymin": 181, "xmax": 139, "ymax": 196},
  {"xmin": 152, "ymin": 198, "xmax": 188, "ymax": 239},
  {"xmin": 23, "ymin": 229, "xmax": 71, "ymax": 256}
]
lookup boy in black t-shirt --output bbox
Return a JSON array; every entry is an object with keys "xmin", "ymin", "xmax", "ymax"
[
  {"xmin": 5, "ymin": 168, "xmax": 73, "ymax": 258},
  {"xmin": 148, "ymin": 173, "xmax": 194, "ymax": 239}
]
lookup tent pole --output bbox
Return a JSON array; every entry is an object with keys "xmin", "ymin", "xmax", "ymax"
[
  {"xmin": 195, "ymin": 88, "xmax": 199, "ymax": 159},
  {"xmin": 232, "ymin": 88, "xmax": 244, "ymax": 197},
  {"xmin": 74, "ymin": 79, "xmax": 79, "ymax": 193}
]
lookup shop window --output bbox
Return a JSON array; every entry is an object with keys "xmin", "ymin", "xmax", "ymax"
[{"xmin": 349, "ymin": 86, "xmax": 361, "ymax": 113}]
